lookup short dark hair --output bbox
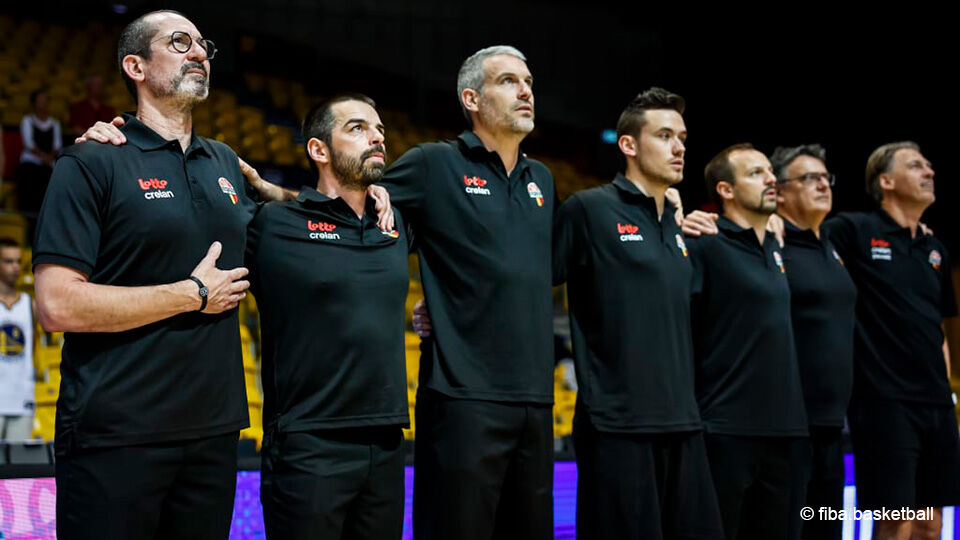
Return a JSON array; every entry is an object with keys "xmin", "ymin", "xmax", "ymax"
[
  {"xmin": 704, "ymin": 143, "xmax": 755, "ymax": 206},
  {"xmin": 0, "ymin": 237, "xmax": 20, "ymax": 249},
  {"xmin": 301, "ymin": 93, "xmax": 377, "ymax": 172},
  {"xmin": 864, "ymin": 141, "xmax": 920, "ymax": 203},
  {"xmin": 615, "ymin": 87, "xmax": 685, "ymax": 139},
  {"xmin": 770, "ymin": 144, "xmax": 827, "ymax": 183},
  {"xmin": 117, "ymin": 10, "xmax": 186, "ymax": 99}
]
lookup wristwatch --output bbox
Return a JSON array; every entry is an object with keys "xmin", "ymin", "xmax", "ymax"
[{"xmin": 189, "ymin": 276, "xmax": 209, "ymax": 311}]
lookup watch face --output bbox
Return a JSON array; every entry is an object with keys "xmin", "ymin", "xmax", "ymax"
[{"xmin": 199, "ymin": 287, "xmax": 209, "ymax": 297}]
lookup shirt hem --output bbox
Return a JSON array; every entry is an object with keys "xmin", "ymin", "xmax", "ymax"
[
  {"xmin": 283, "ymin": 415, "xmax": 410, "ymax": 432},
  {"xmin": 425, "ymin": 385, "xmax": 553, "ymax": 404},
  {"xmin": 70, "ymin": 419, "xmax": 249, "ymax": 449}
]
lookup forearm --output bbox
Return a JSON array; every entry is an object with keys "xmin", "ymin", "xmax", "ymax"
[
  {"xmin": 944, "ymin": 329, "xmax": 952, "ymax": 380},
  {"xmin": 37, "ymin": 271, "xmax": 200, "ymax": 333}
]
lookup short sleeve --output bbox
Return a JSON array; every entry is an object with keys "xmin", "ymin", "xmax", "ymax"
[
  {"xmin": 822, "ymin": 215, "xmax": 857, "ymax": 261},
  {"xmin": 552, "ymin": 195, "xmax": 587, "ymax": 286},
  {"xmin": 380, "ymin": 146, "xmax": 428, "ymax": 215},
  {"xmin": 33, "ymin": 155, "xmax": 108, "ymax": 276}
]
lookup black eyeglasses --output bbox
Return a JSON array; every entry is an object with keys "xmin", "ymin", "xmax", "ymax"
[
  {"xmin": 781, "ymin": 172, "xmax": 835, "ymax": 186},
  {"xmin": 143, "ymin": 31, "xmax": 217, "ymax": 60}
]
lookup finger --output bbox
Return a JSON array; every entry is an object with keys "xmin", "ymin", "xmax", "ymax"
[
  {"xmin": 201, "ymin": 241, "xmax": 223, "ymax": 267},
  {"xmin": 238, "ymin": 158, "xmax": 259, "ymax": 182},
  {"xmin": 382, "ymin": 208, "xmax": 395, "ymax": 232},
  {"xmin": 74, "ymin": 136, "xmax": 86, "ymax": 144},
  {"xmin": 227, "ymin": 266, "xmax": 250, "ymax": 280},
  {"xmin": 682, "ymin": 226, "xmax": 703, "ymax": 237},
  {"xmin": 110, "ymin": 116, "xmax": 126, "ymax": 127},
  {"xmin": 228, "ymin": 280, "xmax": 251, "ymax": 293}
]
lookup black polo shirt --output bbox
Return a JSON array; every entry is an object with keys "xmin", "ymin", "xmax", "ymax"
[
  {"xmin": 553, "ymin": 174, "xmax": 701, "ymax": 433},
  {"xmin": 379, "ymin": 131, "xmax": 555, "ymax": 403},
  {"xmin": 782, "ymin": 219, "xmax": 857, "ymax": 427},
  {"xmin": 33, "ymin": 115, "xmax": 256, "ymax": 452},
  {"xmin": 688, "ymin": 216, "xmax": 808, "ymax": 437},
  {"xmin": 824, "ymin": 209, "xmax": 958, "ymax": 405},
  {"xmin": 246, "ymin": 188, "xmax": 411, "ymax": 432}
]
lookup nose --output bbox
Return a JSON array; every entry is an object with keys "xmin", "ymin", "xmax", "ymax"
[
  {"xmin": 764, "ymin": 170, "xmax": 777, "ymax": 186},
  {"xmin": 186, "ymin": 39, "xmax": 208, "ymax": 62},
  {"xmin": 673, "ymin": 138, "xmax": 685, "ymax": 156},
  {"xmin": 518, "ymin": 80, "xmax": 532, "ymax": 101}
]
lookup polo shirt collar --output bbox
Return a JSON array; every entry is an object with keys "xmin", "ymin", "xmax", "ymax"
[
  {"xmin": 783, "ymin": 217, "xmax": 820, "ymax": 246},
  {"xmin": 717, "ymin": 215, "xmax": 766, "ymax": 245},
  {"xmin": 611, "ymin": 173, "xmax": 676, "ymax": 217},
  {"xmin": 457, "ymin": 130, "xmax": 530, "ymax": 175},
  {"xmin": 121, "ymin": 113, "xmax": 208, "ymax": 156},
  {"xmin": 873, "ymin": 207, "xmax": 924, "ymax": 237},
  {"xmin": 295, "ymin": 186, "xmax": 378, "ymax": 217}
]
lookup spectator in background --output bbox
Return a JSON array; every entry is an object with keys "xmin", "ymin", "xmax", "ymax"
[
  {"xmin": 69, "ymin": 76, "xmax": 116, "ymax": 139},
  {"xmin": 18, "ymin": 90, "xmax": 62, "ymax": 218},
  {"xmin": 0, "ymin": 237, "xmax": 35, "ymax": 441}
]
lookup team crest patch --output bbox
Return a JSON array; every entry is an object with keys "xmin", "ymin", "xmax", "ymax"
[
  {"xmin": 929, "ymin": 249, "xmax": 942, "ymax": 270},
  {"xmin": 832, "ymin": 249, "xmax": 844, "ymax": 265},
  {"xmin": 675, "ymin": 234, "xmax": 688, "ymax": 257},
  {"xmin": 527, "ymin": 182, "xmax": 544, "ymax": 207},
  {"xmin": 382, "ymin": 230, "xmax": 400, "ymax": 239},
  {"xmin": 773, "ymin": 251, "xmax": 786, "ymax": 273},
  {"xmin": 218, "ymin": 177, "xmax": 238, "ymax": 204}
]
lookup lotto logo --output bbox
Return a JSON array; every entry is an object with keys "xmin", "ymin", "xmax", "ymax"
[
  {"xmin": 463, "ymin": 175, "xmax": 488, "ymax": 187},
  {"xmin": 464, "ymin": 175, "xmax": 491, "ymax": 196},
  {"xmin": 617, "ymin": 222, "xmax": 643, "ymax": 242},
  {"xmin": 138, "ymin": 178, "xmax": 168, "ymax": 190},
  {"xmin": 870, "ymin": 237, "xmax": 892, "ymax": 261},
  {"xmin": 307, "ymin": 220, "xmax": 340, "ymax": 240},
  {"xmin": 138, "ymin": 177, "xmax": 174, "ymax": 200},
  {"xmin": 307, "ymin": 220, "xmax": 337, "ymax": 232}
]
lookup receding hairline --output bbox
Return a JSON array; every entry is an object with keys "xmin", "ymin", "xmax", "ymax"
[{"xmin": 136, "ymin": 10, "xmax": 200, "ymax": 44}]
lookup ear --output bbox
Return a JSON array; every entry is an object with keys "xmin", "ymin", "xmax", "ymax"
[
  {"xmin": 716, "ymin": 180, "xmax": 735, "ymax": 202},
  {"xmin": 878, "ymin": 173, "xmax": 896, "ymax": 192},
  {"xmin": 307, "ymin": 138, "xmax": 330, "ymax": 166},
  {"xmin": 121, "ymin": 54, "xmax": 146, "ymax": 86},
  {"xmin": 461, "ymin": 88, "xmax": 480, "ymax": 117},
  {"xmin": 618, "ymin": 134, "xmax": 637, "ymax": 158}
]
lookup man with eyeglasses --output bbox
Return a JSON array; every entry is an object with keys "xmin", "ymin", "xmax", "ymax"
[
  {"xmin": 770, "ymin": 144, "xmax": 857, "ymax": 540},
  {"xmin": 822, "ymin": 142, "xmax": 959, "ymax": 540},
  {"xmin": 35, "ymin": 10, "xmax": 287, "ymax": 539}
]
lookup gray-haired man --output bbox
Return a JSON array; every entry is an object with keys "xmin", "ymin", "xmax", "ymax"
[{"xmin": 380, "ymin": 45, "xmax": 556, "ymax": 539}]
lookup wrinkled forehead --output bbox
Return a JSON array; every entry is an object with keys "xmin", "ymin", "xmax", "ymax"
[
  {"xmin": 482, "ymin": 54, "xmax": 531, "ymax": 81},
  {"xmin": 148, "ymin": 12, "xmax": 203, "ymax": 39}
]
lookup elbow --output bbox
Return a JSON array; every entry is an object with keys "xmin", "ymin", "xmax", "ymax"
[{"xmin": 36, "ymin": 296, "xmax": 70, "ymax": 332}]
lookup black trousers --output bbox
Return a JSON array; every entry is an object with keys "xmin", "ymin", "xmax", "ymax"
[
  {"xmin": 413, "ymin": 390, "xmax": 553, "ymax": 540},
  {"xmin": 573, "ymin": 415, "xmax": 724, "ymax": 540},
  {"xmin": 56, "ymin": 432, "xmax": 238, "ymax": 540},
  {"xmin": 260, "ymin": 426, "xmax": 405, "ymax": 540},
  {"xmin": 704, "ymin": 433, "xmax": 809, "ymax": 540},
  {"xmin": 792, "ymin": 426, "xmax": 844, "ymax": 540}
]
